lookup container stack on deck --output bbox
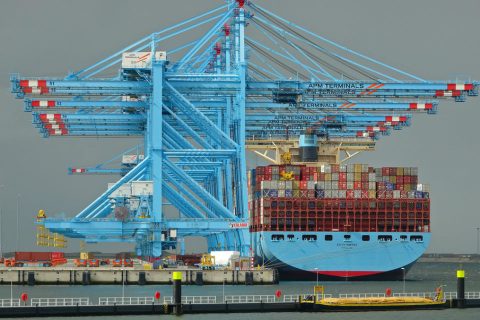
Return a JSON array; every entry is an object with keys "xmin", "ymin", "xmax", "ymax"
[
  {"xmin": 249, "ymin": 164, "xmax": 430, "ymax": 233},
  {"xmin": 250, "ymin": 164, "xmax": 429, "ymax": 200}
]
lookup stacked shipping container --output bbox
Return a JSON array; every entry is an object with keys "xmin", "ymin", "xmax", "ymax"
[
  {"xmin": 251, "ymin": 164, "xmax": 429, "ymax": 200},
  {"xmin": 249, "ymin": 164, "xmax": 430, "ymax": 233}
]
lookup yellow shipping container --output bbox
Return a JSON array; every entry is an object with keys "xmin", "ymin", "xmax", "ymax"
[
  {"xmin": 80, "ymin": 252, "xmax": 94, "ymax": 260},
  {"xmin": 369, "ymin": 190, "xmax": 376, "ymax": 198},
  {"xmin": 143, "ymin": 263, "xmax": 153, "ymax": 270},
  {"xmin": 325, "ymin": 173, "xmax": 332, "ymax": 181},
  {"xmin": 397, "ymin": 167, "xmax": 404, "ymax": 176},
  {"xmin": 354, "ymin": 164, "xmax": 362, "ymax": 172},
  {"xmin": 354, "ymin": 172, "xmax": 362, "ymax": 181}
]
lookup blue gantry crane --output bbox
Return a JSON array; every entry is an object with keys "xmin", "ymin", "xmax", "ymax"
[{"xmin": 10, "ymin": 0, "xmax": 478, "ymax": 258}]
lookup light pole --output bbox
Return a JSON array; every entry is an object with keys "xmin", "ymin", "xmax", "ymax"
[
  {"xmin": 122, "ymin": 266, "xmax": 125, "ymax": 299},
  {"xmin": 476, "ymin": 227, "xmax": 479, "ymax": 255},
  {"xmin": 401, "ymin": 267, "xmax": 406, "ymax": 293},
  {"xmin": 222, "ymin": 279, "xmax": 225, "ymax": 302},
  {"xmin": 0, "ymin": 185, "xmax": 5, "ymax": 258},
  {"xmin": 8, "ymin": 268, "xmax": 12, "ymax": 304},
  {"xmin": 16, "ymin": 194, "xmax": 20, "ymax": 253}
]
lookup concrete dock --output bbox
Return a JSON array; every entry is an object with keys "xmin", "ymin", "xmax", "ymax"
[{"xmin": 0, "ymin": 267, "xmax": 277, "ymax": 285}]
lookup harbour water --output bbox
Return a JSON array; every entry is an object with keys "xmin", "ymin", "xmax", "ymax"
[{"xmin": 0, "ymin": 262, "xmax": 479, "ymax": 319}]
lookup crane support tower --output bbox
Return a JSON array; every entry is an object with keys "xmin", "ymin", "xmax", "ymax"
[{"xmin": 10, "ymin": 1, "xmax": 478, "ymax": 258}]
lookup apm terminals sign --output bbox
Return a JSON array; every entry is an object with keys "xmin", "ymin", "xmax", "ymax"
[{"xmin": 229, "ymin": 222, "xmax": 249, "ymax": 229}]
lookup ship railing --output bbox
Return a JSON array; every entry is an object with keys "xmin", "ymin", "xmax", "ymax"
[
  {"xmin": 393, "ymin": 292, "xmax": 437, "ymax": 298},
  {"xmin": 98, "ymin": 297, "xmax": 153, "ymax": 305},
  {"xmin": 0, "ymin": 299, "xmax": 21, "ymax": 307},
  {"xmin": 465, "ymin": 292, "xmax": 480, "ymax": 299},
  {"xmin": 283, "ymin": 294, "xmax": 332, "ymax": 302},
  {"xmin": 225, "ymin": 295, "xmax": 277, "ymax": 303},
  {"xmin": 444, "ymin": 292, "xmax": 457, "ymax": 299},
  {"xmin": 30, "ymin": 297, "xmax": 90, "ymax": 306},
  {"xmin": 163, "ymin": 296, "xmax": 217, "ymax": 304}
]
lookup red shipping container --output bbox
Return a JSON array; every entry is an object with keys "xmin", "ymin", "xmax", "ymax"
[
  {"xmin": 361, "ymin": 173, "xmax": 369, "ymax": 181},
  {"xmin": 51, "ymin": 252, "xmax": 65, "ymax": 260},
  {"xmin": 318, "ymin": 173, "xmax": 326, "ymax": 181},
  {"xmin": 396, "ymin": 183, "xmax": 404, "ymax": 191},
  {"xmin": 307, "ymin": 190, "xmax": 315, "ymax": 198},
  {"xmin": 266, "ymin": 166, "xmax": 272, "ymax": 174},
  {"xmin": 404, "ymin": 176, "xmax": 411, "ymax": 183},
  {"xmin": 361, "ymin": 182, "xmax": 369, "ymax": 190},
  {"xmin": 300, "ymin": 181, "xmax": 308, "ymax": 189},
  {"xmin": 346, "ymin": 190, "xmax": 355, "ymax": 198},
  {"xmin": 400, "ymin": 191, "xmax": 408, "ymax": 199},
  {"xmin": 361, "ymin": 190, "xmax": 369, "ymax": 199},
  {"xmin": 339, "ymin": 173, "xmax": 346, "ymax": 181},
  {"xmin": 382, "ymin": 168, "xmax": 388, "ymax": 176},
  {"xmin": 411, "ymin": 176, "xmax": 418, "ymax": 184},
  {"xmin": 15, "ymin": 252, "xmax": 54, "ymax": 262},
  {"xmin": 339, "ymin": 182, "xmax": 347, "ymax": 190},
  {"xmin": 313, "ymin": 173, "xmax": 318, "ymax": 181},
  {"xmin": 331, "ymin": 165, "xmax": 339, "ymax": 173},
  {"xmin": 397, "ymin": 176, "xmax": 404, "ymax": 183},
  {"xmin": 354, "ymin": 182, "xmax": 362, "ymax": 190}
]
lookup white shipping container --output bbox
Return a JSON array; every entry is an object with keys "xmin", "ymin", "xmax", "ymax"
[
  {"xmin": 339, "ymin": 165, "xmax": 347, "ymax": 172},
  {"xmin": 369, "ymin": 173, "xmax": 376, "ymax": 181},
  {"xmin": 347, "ymin": 173, "xmax": 354, "ymax": 181},
  {"xmin": 285, "ymin": 181, "xmax": 293, "ymax": 189},
  {"xmin": 270, "ymin": 181, "xmax": 279, "ymax": 189},
  {"xmin": 307, "ymin": 181, "xmax": 316, "ymax": 190},
  {"xmin": 261, "ymin": 181, "xmax": 270, "ymax": 189},
  {"xmin": 369, "ymin": 182, "xmax": 376, "ymax": 190},
  {"xmin": 393, "ymin": 190, "xmax": 401, "ymax": 198},
  {"xmin": 325, "ymin": 182, "xmax": 332, "ymax": 190},
  {"xmin": 278, "ymin": 181, "xmax": 286, "ymax": 189},
  {"xmin": 108, "ymin": 183, "xmax": 131, "ymax": 198},
  {"xmin": 331, "ymin": 190, "xmax": 339, "ymax": 198},
  {"xmin": 317, "ymin": 181, "xmax": 325, "ymax": 189},
  {"xmin": 278, "ymin": 190, "xmax": 285, "ymax": 197},
  {"xmin": 354, "ymin": 190, "xmax": 362, "ymax": 198},
  {"xmin": 331, "ymin": 173, "xmax": 339, "ymax": 181},
  {"xmin": 325, "ymin": 190, "xmax": 332, "ymax": 198},
  {"xmin": 122, "ymin": 51, "xmax": 167, "ymax": 69},
  {"xmin": 131, "ymin": 181, "xmax": 153, "ymax": 196},
  {"xmin": 122, "ymin": 154, "xmax": 145, "ymax": 165},
  {"xmin": 331, "ymin": 182, "xmax": 338, "ymax": 190},
  {"xmin": 347, "ymin": 182, "xmax": 354, "ymax": 189},
  {"xmin": 211, "ymin": 251, "xmax": 240, "ymax": 266},
  {"xmin": 338, "ymin": 190, "xmax": 347, "ymax": 198}
]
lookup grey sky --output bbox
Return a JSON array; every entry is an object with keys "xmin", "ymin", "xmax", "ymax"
[{"xmin": 0, "ymin": 0, "xmax": 479, "ymax": 254}]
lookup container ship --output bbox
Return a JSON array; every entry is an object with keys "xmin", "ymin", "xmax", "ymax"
[{"xmin": 249, "ymin": 163, "xmax": 430, "ymax": 280}]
